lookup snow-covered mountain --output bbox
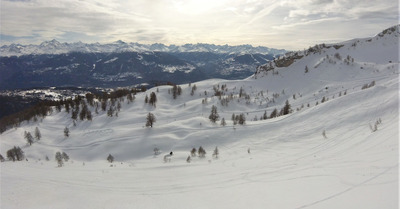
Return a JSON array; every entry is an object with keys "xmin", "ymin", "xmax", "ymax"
[
  {"xmin": 0, "ymin": 51, "xmax": 276, "ymax": 90},
  {"xmin": 0, "ymin": 40, "xmax": 285, "ymax": 57},
  {"xmin": 0, "ymin": 25, "xmax": 398, "ymax": 209},
  {"xmin": 0, "ymin": 42, "xmax": 281, "ymax": 90}
]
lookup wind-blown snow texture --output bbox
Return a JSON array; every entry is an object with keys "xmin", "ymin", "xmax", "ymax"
[{"xmin": 1, "ymin": 26, "xmax": 399, "ymax": 209}]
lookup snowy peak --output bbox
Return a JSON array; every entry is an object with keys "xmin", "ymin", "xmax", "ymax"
[{"xmin": 39, "ymin": 39, "xmax": 62, "ymax": 47}]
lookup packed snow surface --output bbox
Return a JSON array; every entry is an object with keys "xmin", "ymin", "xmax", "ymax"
[{"xmin": 1, "ymin": 26, "xmax": 399, "ymax": 208}]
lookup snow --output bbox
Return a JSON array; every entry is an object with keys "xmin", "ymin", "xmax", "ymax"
[
  {"xmin": 159, "ymin": 64, "xmax": 196, "ymax": 73},
  {"xmin": 103, "ymin": 57, "xmax": 119, "ymax": 64},
  {"xmin": 1, "ymin": 26, "xmax": 399, "ymax": 208}
]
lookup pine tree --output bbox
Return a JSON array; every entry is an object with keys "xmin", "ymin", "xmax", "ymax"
[
  {"xmin": 127, "ymin": 93, "xmax": 135, "ymax": 103},
  {"xmin": 117, "ymin": 101, "xmax": 122, "ymax": 112},
  {"xmin": 190, "ymin": 84, "xmax": 197, "ymax": 96},
  {"xmin": 221, "ymin": 118, "xmax": 226, "ymax": 126},
  {"xmin": 107, "ymin": 154, "xmax": 114, "ymax": 163},
  {"xmin": 65, "ymin": 102, "xmax": 70, "ymax": 113},
  {"xmin": 209, "ymin": 105, "xmax": 219, "ymax": 123},
  {"xmin": 86, "ymin": 110, "xmax": 92, "ymax": 121},
  {"xmin": 149, "ymin": 92, "xmax": 157, "ymax": 106},
  {"xmin": 101, "ymin": 100, "xmax": 107, "ymax": 111},
  {"xmin": 71, "ymin": 108, "xmax": 79, "ymax": 120},
  {"xmin": 107, "ymin": 106, "xmax": 114, "ymax": 117},
  {"xmin": 0, "ymin": 154, "xmax": 4, "ymax": 162},
  {"xmin": 171, "ymin": 85, "xmax": 182, "ymax": 99},
  {"xmin": 270, "ymin": 108, "xmax": 278, "ymax": 118},
  {"xmin": 6, "ymin": 148, "xmax": 16, "ymax": 161},
  {"xmin": 55, "ymin": 152, "xmax": 63, "ymax": 167},
  {"xmin": 190, "ymin": 148, "xmax": 197, "ymax": 157},
  {"xmin": 25, "ymin": 132, "xmax": 34, "ymax": 146},
  {"xmin": 212, "ymin": 146, "xmax": 219, "ymax": 159},
  {"xmin": 281, "ymin": 100, "xmax": 291, "ymax": 115},
  {"xmin": 239, "ymin": 87, "xmax": 244, "ymax": 98},
  {"xmin": 322, "ymin": 130, "xmax": 327, "ymax": 139},
  {"xmin": 62, "ymin": 152, "xmax": 69, "ymax": 162},
  {"xmin": 64, "ymin": 127, "xmax": 70, "ymax": 137},
  {"xmin": 198, "ymin": 146, "xmax": 206, "ymax": 158},
  {"xmin": 34, "ymin": 127, "xmax": 41, "ymax": 141},
  {"xmin": 146, "ymin": 112, "xmax": 156, "ymax": 127},
  {"xmin": 238, "ymin": 113, "xmax": 246, "ymax": 125},
  {"xmin": 263, "ymin": 110, "xmax": 268, "ymax": 120},
  {"xmin": 79, "ymin": 103, "xmax": 88, "ymax": 120},
  {"xmin": 85, "ymin": 93, "xmax": 95, "ymax": 106}
]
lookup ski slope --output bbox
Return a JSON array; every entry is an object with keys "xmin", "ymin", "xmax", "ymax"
[{"xmin": 1, "ymin": 26, "xmax": 399, "ymax": 209}]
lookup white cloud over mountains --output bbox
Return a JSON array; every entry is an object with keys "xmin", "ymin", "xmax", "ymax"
[{"xmin": 1, "ymin": 0, "xmax": 397, "ymax": 50}]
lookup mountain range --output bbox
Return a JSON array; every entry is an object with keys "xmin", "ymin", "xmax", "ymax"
[
  {"xmin": 0, "ymin": 40, "xmax": 285, "ymax": 56},
  {"xmin": 0, "ymin": 41, "xmax": 285, "ymax": 90}
]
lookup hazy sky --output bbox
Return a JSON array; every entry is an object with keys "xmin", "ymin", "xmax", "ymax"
[{"xmin": 0, "ymin": 0, "xmax": 398, "ymax": 50}]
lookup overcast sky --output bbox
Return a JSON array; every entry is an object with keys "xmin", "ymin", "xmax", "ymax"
[{"xmin": 0, "ymin": 0, "xmax": 398, "ymax": 50}]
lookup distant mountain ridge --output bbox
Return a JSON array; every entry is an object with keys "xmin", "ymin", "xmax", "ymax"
[
  {"xmin": 0, "ymin": 50, "xmax": 278, "ymax": 90},
  {"xmin": 0, "ymin": 40, "xmax": 286, "ymax": 57},
  {"xmin": 0, "ymin": 40, "xmax": 286, "ymax": 90}
]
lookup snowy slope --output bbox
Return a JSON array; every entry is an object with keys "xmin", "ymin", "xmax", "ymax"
[{"xmin": 0, "ymin": 26, "xmax": 399, "ymax": 209}]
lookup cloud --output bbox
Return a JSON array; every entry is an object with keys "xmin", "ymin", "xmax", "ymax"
[
  {"xmin": 0, "ymin": 0, "xmax": 153, "ymax": 42},
  {"xmin": 0, "ymin": 0, "xmax": 398, "ymax": 49}
]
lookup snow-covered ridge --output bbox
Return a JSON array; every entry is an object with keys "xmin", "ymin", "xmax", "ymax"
[
  {"xmin": 0, "ymin": 40, "xmax": 286, "ymax": 57},
  {"xmin": 255, "ymin": 25, "xmax": 399, "ymax": 74}
]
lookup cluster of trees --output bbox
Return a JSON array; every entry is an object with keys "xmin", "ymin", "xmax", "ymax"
[
  {"xmin": 209, "ymin": 105, "xmax": 219, "ymax": 123},
  {"xmin": 189, "ymin": 147, "xmax": 203, "ymax": 158},
  {"xmin": 98, "ymin": 88, "xmax": 140, "ymax": 117},
  {"xmin": 0, "ymin": 88, "xmax": 144, "ymax": 134},
  {"xmin": 169, "ymin": 85, "xmax": 182, "ymax": 99},
  {"xmin": 0, "ymin": 101, "xmax": 52, "ymax": 133},
  {"xmin": 213, "ymin": 84, "xmax": 227, "ymax": 97},
  {"xmin": 264, "ymin": 100, "xmax": 292, "ymax": 119},
  {"xmin": 55, "ymin": 151, "xmax": 70, "ymax": 167},
  {"xmin": 6, "ymin": 146, "xmax": 24, "ymax": 162},
  {"xmin": 233, "ymin": 99, "xmax": 293, "ymax": 123},
  {"xmin": 190, "ymin": 84, "xmax": 197, "ymax": 96},
  {"xmin": 24, "ymin": 127, "xmax": 41, "ymax": 146},
  {"xmin": 232, "ymin": 113, "xmax": 246, "ymax": 125},
  {"xmin": 144, "ymin": 92, "xmax": 157, "ymax": 107},
  {"xmin": 344, "ymin": 55, "xmax": 355, "ymax": 65},
  {"xmin": 370, "ymin": 118, "xmax": 382, "ymax": 132},
  {"xmin": 361, "ymin": 81, "xmax": 376, "ymax": 90},
  {"xmin": 187, "ymin": 146, "xmax": 219, "ymax": 163}
]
